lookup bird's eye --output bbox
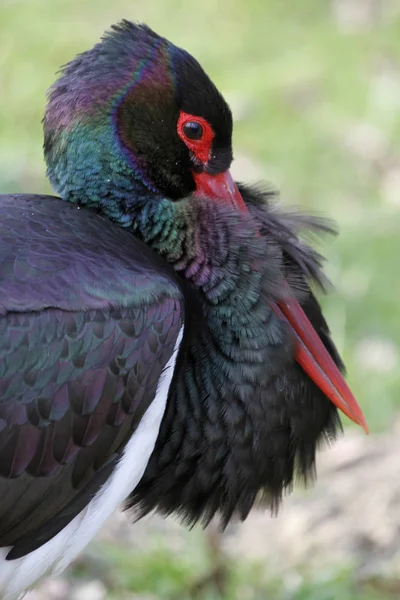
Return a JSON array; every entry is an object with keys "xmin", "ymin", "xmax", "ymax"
[{"xmin": 183, "ymin": 121, "xmax": 203, "ymax": 141}]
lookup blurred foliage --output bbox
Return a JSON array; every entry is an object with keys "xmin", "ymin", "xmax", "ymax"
[
  {"xmin": 1, "ymin": 0, "xmax": 400, "ymax": 598},
  {"xmin": 72, "ymin": 535, "xmax": 397, "ymax": 600}
]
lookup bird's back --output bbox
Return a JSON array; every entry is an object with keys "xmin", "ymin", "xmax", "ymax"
[{"xmin": 0, "ymin": 194, "xmax": 181, "ymax": 314}]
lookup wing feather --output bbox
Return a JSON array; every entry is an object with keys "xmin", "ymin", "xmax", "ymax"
[{"xmin": 0, "ymin": 194, "xmax": 184, "ymax": 556}]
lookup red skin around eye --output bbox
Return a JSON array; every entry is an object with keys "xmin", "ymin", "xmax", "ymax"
[{"xmin": 177, "ymin": 111, "xmax": 214, "ymax": 163}]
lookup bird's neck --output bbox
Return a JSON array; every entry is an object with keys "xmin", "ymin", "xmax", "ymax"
[
  {"xmin": 129, "ymin": 196, "xmax": 278, "ymax": 329},
  {"xmin": 81, "ymin": 190, "xmax": 279, "ymax": 344},
  {"xmin": 67, "ymin": 187, "xmax": 280, "ymax": 339}
]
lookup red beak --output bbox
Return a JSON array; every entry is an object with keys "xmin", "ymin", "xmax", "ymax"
[
  {"xmin": 194, "ymin": 169, "xmax": 368, "ymax": 433},
  {"xmin": 193, "ymin": 169, "xmax": 247, "ymax": 211}
]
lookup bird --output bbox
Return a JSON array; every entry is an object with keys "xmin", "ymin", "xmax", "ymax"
[{"xmin": 0, "ymin": 20, "xmax": 367, "ymax": 599}]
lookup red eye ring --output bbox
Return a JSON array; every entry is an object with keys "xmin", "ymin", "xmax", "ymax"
[{"xmin": 177, "ymin": 111, "xmax": 214, "ymax": 164}]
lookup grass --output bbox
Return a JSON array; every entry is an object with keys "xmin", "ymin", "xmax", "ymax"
[{"xmin": 1, "ymin": 1, "xmax": 400, "ymax": 598}]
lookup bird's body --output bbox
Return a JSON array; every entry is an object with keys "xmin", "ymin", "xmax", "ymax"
[{"xmin": 0, "ymin": 22, "xmax": 366, "ymax": 599}]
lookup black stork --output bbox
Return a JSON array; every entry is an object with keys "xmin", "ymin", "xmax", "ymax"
[{"xmin": 0, "ymin": 21, "xmax": 367, "ymax": 599}]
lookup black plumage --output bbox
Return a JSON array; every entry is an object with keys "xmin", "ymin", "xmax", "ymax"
[
  {"xmin": 128, "ymin": 185, "xmax": 342, "ymax": 528},
  {"xmin": 0, "ymin": 195, "xmax": 182, "ymax": 558},
  {"xmin": 0, "ymin": 21, "xmax": 366, "ymax": 598}
]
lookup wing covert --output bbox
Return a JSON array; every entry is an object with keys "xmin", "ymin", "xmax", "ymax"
[{"xmin": 0, "ymin": 194, "xmax": 184, "ymax": 557}]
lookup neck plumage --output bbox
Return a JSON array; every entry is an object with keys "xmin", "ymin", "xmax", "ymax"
[
  {"xmin": 124, "ymin": 195, "xmax": 288, "ymax": 369},
  {"xmin": 131, "ymin": 196, "xmax": 280, "ymax": 306},
  {"xmin": 69, "ymin": 186, "xmax": 286, "ymax": 365}
]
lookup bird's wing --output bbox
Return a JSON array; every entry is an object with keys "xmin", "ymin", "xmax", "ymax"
[{"xmin": 0, "ymin": 195, "xmax": 184, "ymax": 558}]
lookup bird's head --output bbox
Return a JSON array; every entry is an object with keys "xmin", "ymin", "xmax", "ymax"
[{"xmin": 44, "ymin": 21, "xmax": 244, "ymax": 213}]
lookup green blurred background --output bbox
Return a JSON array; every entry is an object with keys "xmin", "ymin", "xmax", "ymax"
[{"xmin": 1, "ymin": 1, "xmax": 399, "ymax": 599}]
